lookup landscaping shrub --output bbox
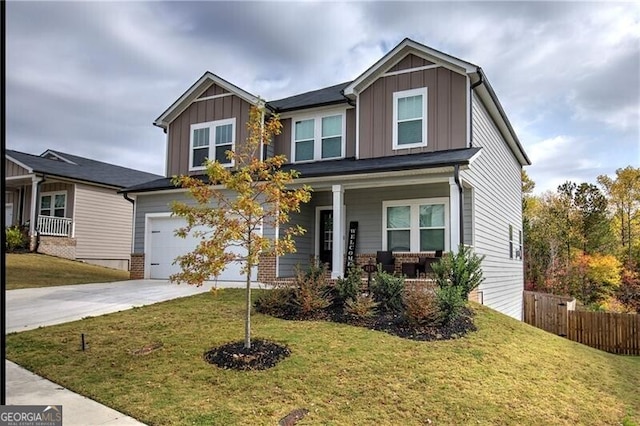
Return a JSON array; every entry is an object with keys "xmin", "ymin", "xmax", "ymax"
[
  {"xmin": 335, "ymin": 264, "xmax": 363, "ymax": 304},
  {"xmin": 292, "ymin": 263, "xmax": 332, "ymax": 317},
  {"xmin": 431, "ymin": 245, "xmax": 485, "ymax": 299},
  {"xmin": 344, "ymin": 294, "xmax": 378, "ymax": 319},
  {"xmin": 435, "ymin": 285, "xmax": 467, "ymax": 325},
  {"xmin": 371, "ymin": 266, "xmax": 405, "ymax": 313},
  {"xmin": 254, "ymin": 288, "xmax": 298, "ymax": 318},
  {"xmin": 5, "ymin": 225, "xmax": 28, "ymax": 252},
  {"xmin": 403, "ymin": 283, "xmax": 441, "ymax": 326}
]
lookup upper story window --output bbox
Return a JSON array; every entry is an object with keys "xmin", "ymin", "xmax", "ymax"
[
  {"xmin": 383, "ymin": 198, "xmax": 449, "ymax": 252},
  {"xmin": 392, "ymin": 88, "xmax": 428, "ymax": 150},
  {"xmin": 40, "ymin": 191, "xmax": 66, "ymax": 218},
  {"xmin": 292, "ymin": 112, "xmax": 345, "ymax": 163},
  {"xmin": 190, "ymin": 118, "xmax": 236, "ymax": 170}
]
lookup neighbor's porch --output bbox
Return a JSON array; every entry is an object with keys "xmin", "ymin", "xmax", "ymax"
[{"xmin": 275, "ymin": 171, "xmax": 474, "ymax": 280}]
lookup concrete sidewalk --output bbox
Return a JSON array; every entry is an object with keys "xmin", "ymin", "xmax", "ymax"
[{"xmin": 5, "ymin": 279, "xmax": 265, "ymax": 425}]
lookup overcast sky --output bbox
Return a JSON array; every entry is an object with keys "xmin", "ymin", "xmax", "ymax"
[{"xmin": 6, "ymin": 1, "xmax": 640, "ymax": 193}]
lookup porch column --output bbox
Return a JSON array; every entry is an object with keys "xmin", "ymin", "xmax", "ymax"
[
  {"xmin": 331, "ymin": 184, "xmax": 345, "ymax": 279},
  {"xmin": 29, "ymin": 176, "xmax": 42, "ymax": 250},
  {"xmin": 449, "ymin": 177, "xmax": 461, "ymax": 252}
]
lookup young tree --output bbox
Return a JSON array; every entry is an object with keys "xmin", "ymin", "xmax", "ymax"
[{"xmin": 170, "ymin": 104, "xmax": 312, "ymax": 349}]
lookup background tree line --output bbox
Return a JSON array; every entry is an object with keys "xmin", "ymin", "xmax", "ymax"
[{"xmin": 523, "ymin": 166, "xmax": 640, "ymax": 312}]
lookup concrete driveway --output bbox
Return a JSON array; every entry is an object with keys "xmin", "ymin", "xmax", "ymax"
[
  {"xmin": 5, "ymin": 278, "xmax": 264, "ymax": 425},
  {"xmin": 7, "ymin": 279, "xmax": 262, "ymax": 333}
]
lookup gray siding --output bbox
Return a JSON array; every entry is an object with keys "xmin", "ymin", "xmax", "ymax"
[
  {"xmin": 358, "ymin": 66, "xmax": 467, "ymax": 159},
  {"xmin": 278, "ymin": 201, "xmax": 316, "ymax": 277},
  {"xmin": 463, "ymin": 187, "xmax": 473, "ymax": 246},
  {"xmin": 74, "ymin": 184, "xmax": 132, "ymax": 264},
  {"xmin": 166, "ymin": 85, "xmax": 253, "ymax": 176},
  {"xmin": 133, "ymin": 191, "xmax": 193, "ymax": 253},
  {"xmin": 462, "ymin": 94, "xmax": 524, "ymax": 320}
]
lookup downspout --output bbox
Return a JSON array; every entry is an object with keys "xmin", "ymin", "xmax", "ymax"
[
  {"xmin": 469, "ymin": 67, "xmax": 484, "ymax": 148},
  {"xmin": 453, "ymin": 164, "xmax": 464, "ymax": 248},
  {"xmin": 122, "ymin": 192, "xmax": 135, "ymax": 204}
]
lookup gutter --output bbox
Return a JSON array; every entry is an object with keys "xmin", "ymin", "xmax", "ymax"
[
  {"xmin": 122, "ymin": 192, "xmax": 135, "ymax": 204},
  {"xmin": 453, "ymin": 164, "xmax": 464, "ymax": 248}
]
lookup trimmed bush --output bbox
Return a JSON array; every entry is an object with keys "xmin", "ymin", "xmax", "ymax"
[
  {"xmin": 403, "ymin": 283, "xmax": 441, "ymax": 326},
  {"xmin": 6, "ymin": 226, "xmax": 28, "ymax": 252},
  {"xmin": 335, "ymin": 264, "xmax": 363, "ymax": 304},
  {"xmin": 344, "ymin": 294, "xmax": 378, "ymax": 319},
  {"xmin": 431, "ymin": 245, "xmax": 485, "ymax": 299},
  {"xmin": 371, "ymin": 266, "xmax": 405, "ymax": 313},
  {"xmin": 435, "ymin": 285, "xmax": 466, "ymax": 325}
]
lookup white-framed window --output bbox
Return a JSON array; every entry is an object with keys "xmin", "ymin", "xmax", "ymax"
[
  {"xmin": 292, "ymin": 112, "xmax": 345, "ymax": 162},
  {"xmin": 189, "ymin": 118, "xmax": 236, "ymax": 170},
  {"xmin": 40, "ymin": 191, "xmax": 67, "ymax": 218},
  {"xmin": 382, "ymin": 198, "xmax": 449, "ymax": 252},
  {"xmin": 392, "ymin": 87, "xmax": 428, "ymax": 149},
  {"xmin": 509, "ymin": 225, "xmax": 523, "ymax": 260}
]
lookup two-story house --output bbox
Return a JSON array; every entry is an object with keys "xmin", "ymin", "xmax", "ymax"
[{"xmin": 122, "ymin": 38, "xmax": 530, "ymax": 320}]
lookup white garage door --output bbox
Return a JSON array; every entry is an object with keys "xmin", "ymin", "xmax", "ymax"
[{"xmin": 148, "ymin": 216, "xmax": 254, "ymax": 281}]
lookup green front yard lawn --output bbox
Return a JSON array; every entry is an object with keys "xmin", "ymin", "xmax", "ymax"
[
  {"xmin": 6, "ymin": 253, "xmax": 129, "ymax": 290},
  {"xmin": 6, "ymin": 289, "xmax": 640, "ymax": 425}
]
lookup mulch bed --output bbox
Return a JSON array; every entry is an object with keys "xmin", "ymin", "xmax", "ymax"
[{"xmin": 203, "ymin": 339, "xmax": 291, "ymax": 371}]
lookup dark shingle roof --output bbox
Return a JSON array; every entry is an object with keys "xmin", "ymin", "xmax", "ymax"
[
  {"xmin": 268, "ymin": 81, "xmax": 352, "ymax": 112},
  {"xmin": 6, "ymin": 149, "xmax": 163, "ymax": 189},
  {"xmin": 122, "ymin": 148, "xmax": 481, "ymax": 193}
]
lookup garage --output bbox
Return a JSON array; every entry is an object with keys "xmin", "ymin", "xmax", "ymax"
[{"xmin": 147, "ymin": 215, "xmax": 254, "ymax": 281}]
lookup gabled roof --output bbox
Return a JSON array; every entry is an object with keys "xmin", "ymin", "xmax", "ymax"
[
  {"xmin": 122, "ymin": 148, "xmax": 481, "ymax": 193},
  {"xmin": 154, "ymin": 72, "xmax": 261, "ymax": 129},
  {"xmin": 268, "ymin": 81, "xmax": 352, "ymax": 113},
  {"xmin": 343, "ymin": 38, "xmax": 477, "ymax": 97},
  {"xmin": 6, "ymin": 149, "xmax": 162, "ymax": 189}
]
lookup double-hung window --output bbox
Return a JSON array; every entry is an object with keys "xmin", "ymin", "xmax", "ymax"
[
  {"xmin": 293, "ymin": 112, "xmax": 345, "ymax": 162},
  {"xmin": 393, "ymin": 88, "xmax": 428, "ymax": 149},
  {"xmin": 189, "ymin": 118, "xmax": 236, "ymax": 170},
  {"xmin": 383, "ymin": 198, "xmax": 448, "ymax": 252},
  {"xmin": 40, "ymin": 192, "xmax": 66, "ymax": 218}
]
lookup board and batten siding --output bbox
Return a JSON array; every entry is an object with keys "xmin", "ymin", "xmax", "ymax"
[
  {"xmin": 73, "ymin": 184, "xmax": 133, "ymax": 269},
  {"xmin": 5, "ymin": 159, "xmax": 30, "ymax": 177},
  {"xmin": 40, "ymin": 182, "xmax": 75, "ymax": 219},
  {"xmin": 166, "ymin": 87, "xmax": 252, "ymax": 177},
  {"xmin": 462, "ymin": 94, "xmax": 524, "ymax": 320},
  {"xmin": 358, "ymin": 67, "xmax": 467, "ymax": 159}
]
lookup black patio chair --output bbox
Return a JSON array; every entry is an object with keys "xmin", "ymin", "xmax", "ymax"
[{"xmin": 376, "ymin": 250, "xmax": 396, "ymax": 274}]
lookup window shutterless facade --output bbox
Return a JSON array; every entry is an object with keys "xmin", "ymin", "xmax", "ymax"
[
  {"xmin": 40, "ymin": 191, "xmax": 67, "ymax": 218},
  {"xmin": 189, "ymin": 118, "xmax": 236, "ymax": 170},
  {"xmin": 292, "ymin": 112, "xmax": 345, "ymax": 162},
  {"xmin": 383, "ymin": 198, "xmax": 449, "ymax": 252},
  {"xmin": 392, "ymin": 87, "xmax": 428, "ymax": 149}
]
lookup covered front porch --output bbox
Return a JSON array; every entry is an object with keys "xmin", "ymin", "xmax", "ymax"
[{"xmin": 276, "ymin": 167, "xmax": 473, "ymax": 280}]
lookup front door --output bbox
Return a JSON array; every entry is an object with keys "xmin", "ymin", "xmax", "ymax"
[{"xmin": 319, "ymin": 210, "xmax": 333, "ymax": 268}]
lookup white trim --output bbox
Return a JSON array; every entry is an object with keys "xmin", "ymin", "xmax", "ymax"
[
  {"xmin": 194, "ymin": 92, "xmax": 233, "ymax": 103},
  {"xmin": 40, "ymin": 150, "xmax": 76, "ymax": 164},
  {"xmin": 188, "ymin": 117, "xmax": 236, "ymax": 171},
  {"xmin": 381, "ymin": 64, "xmax": 441, "ymax": 78},
  {"xmin": 278, "ymin": 104, "xmax": 354, "ymax": 120},
  {"xmin": 39, "ymin": 190, "xmax": 68, "ymax": 218},
  {"xmin": 449, "ymin": 178, "xmax": 460, "ymax": 250},
  {"xmin": 290, "ymin": 109, "xmax": 346, "ymax": 163},
  {"xmin": 314, "ymin": 205, "xmax": 333, "ymax": 260},
  {"xmin": 130, "ymin": 194, "xmax": 138, "ymax": 253},
  {"xmin": 71, "ymin": 184, "xmax": 77, "ymax": 238},
  {"xmin": 331, "ymin": 185, "xmax": 345, "ymax": 279},
  {"xmin": 29, "ymin": 176, "xmax": 41, "ymax": 236},
  {"xmin": 382, "ymin": 197, "xmax": 450, "ymax": 253},
  {"xmin": 5, "ymin": 175, "xmax": 34, "ymax": 181},
  {"xmin": 5, "ymin": 156, "xmax": 34, "ymax": 174},
  {"xmin": 392, "ymin": 87, "xmax": 428, "ymax": 150},
  {"xmin": 466, "ymin": 75, "xmax": 471, "ymax": 147},
  {"xmin": 165, "ymin": 126, "xmax": 170, "ymax": 177}
]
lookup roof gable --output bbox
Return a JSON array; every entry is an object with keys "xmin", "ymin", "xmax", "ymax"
[
  {"xmin": 154, "ymin": 72, "xmax": 261, "ymax": 129},
  {"xmin": 5, "ymin": 149, "xmax": 162, "ymax": 188},
  {"xmin": 343, "ymin": 38, "xmax": 478, "ymax": 97}
]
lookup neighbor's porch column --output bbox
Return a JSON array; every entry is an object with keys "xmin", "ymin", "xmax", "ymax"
[
  {"xmin": 29, "ymin": 175, "xmax": 42, "ymax": 250},
  {"xmin": 331, "ymin": 184, "xmax": 345, "ymax": 279},
  {"xmin": 449, "ymin": 177, "xmax": 461, "ymax": 252}
]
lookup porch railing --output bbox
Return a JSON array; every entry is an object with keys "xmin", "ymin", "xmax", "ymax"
[{"xmin": 37, "ymin": 215, "xmax": 72, "ymax": 237}]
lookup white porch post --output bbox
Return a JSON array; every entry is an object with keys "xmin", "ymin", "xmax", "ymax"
[
  {"xmin": 331, "ymin": 184, "xmax": 345, "ymax": 279},
  {"xmin": 29, "ymin": 176, "xmax": 41, "ymax": 237},
  {"xmin": 449, "ymin": 177, "xmax": 461, "ymax": 252}
]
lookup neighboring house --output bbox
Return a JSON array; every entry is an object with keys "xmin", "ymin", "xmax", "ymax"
[
  {"xmin": 122, "ymin": 38, "xmax": 531, "ymax": 319},
  {"xmin": 5, "ymin": 149, "xmax": 162, "ymax": 270}
]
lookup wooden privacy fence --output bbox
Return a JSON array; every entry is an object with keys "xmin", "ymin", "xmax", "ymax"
[{"xmin": 523, "ymin": 291, "xmax": 640, "ymax": 355}]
